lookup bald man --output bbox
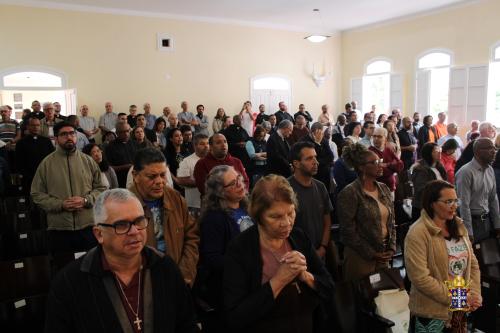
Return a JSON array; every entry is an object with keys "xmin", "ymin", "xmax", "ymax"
[{"xmin": 456, "ymin": 138, "xmax": 500, "ymax": 243}]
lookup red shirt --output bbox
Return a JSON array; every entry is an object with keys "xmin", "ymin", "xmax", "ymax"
[
  {"xmin": 102, "ymin": 254, "xmax": 144, "ymax": 333},
  {"xmin": 193, "ymin": 152, "xmax": 249, "ymax": 194},
  {"xmin": 369, "ymin": 146, "xmax": 404, "ymax": 192},
  {"xmin": 440, "ymin": 153, "xmax": 456, "ymax": 184}
]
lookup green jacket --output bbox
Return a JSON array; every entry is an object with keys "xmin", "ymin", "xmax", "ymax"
[{"xmin": 31, "ymin": 146, "xmax": 106, "ymax": 230}]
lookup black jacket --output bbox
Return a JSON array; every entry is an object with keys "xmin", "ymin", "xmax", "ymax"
[
  {"xmin": 223, "ymin": 225, "xmax": 334, "ymax": 332},
  {"xmin": 266, "ymin": 131, "xmax": 291, "ymax": 177},
  {"xmin": 45, "ymin": 245, "xmax": 198, "ymax": 333}
]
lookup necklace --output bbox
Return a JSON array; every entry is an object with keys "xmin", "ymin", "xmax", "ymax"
[
  {"xmin": 267, "ymin": 241, "xmax": 289, "ymax": 264},
  {"xmin": 114, "ymin": 267, "xmax": 143, "ymax": 331}
]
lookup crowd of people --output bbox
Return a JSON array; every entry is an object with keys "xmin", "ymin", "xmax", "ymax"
[{"xmin": 0, "ymin": 98, "xmax": 499, "ymax": 332}]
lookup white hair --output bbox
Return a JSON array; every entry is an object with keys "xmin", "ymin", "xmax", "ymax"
[
  {"xmin": 42, "ymin": 102, "xmax": 54, "ymax": 110},
  {"xmin": 373, "ymin": 127, "xmax": 388, "ymax": 137},
  {"xmin": 93, "ymin": 189, "xmax": 140, "ymax": 225},
  {"xmin": 479, "ymin": 121, "xmax": 494, "ymax": 135}
]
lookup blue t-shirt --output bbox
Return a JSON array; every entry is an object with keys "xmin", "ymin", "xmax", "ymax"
[
  {"xmin": 144, "ymin": 199, "xmax": 166, "ymax": 253},
  {"xmin": 230, "ymin": 208, "xmax": 253, "ymax": 232}
]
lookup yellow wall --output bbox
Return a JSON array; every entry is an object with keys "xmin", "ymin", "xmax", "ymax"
[
  {"xmin": 341, "ymin": 0, "xmax": 500, "ymax": 117},
  {"xmin": 0, "ymin": 5, "xmax": 341, "ymax": 121}
]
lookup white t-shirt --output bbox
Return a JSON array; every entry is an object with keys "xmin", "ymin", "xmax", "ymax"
[
  {"xmin": 241, "ymin": 112, "xmax": 254, "ymax": 137},
  {"xmin": 445, "ymin": 237, "xmax": 468, "ymax": 278},
  {"xmin": 177, "ymin": 153, "xmax": 201, "ymax": 209}
]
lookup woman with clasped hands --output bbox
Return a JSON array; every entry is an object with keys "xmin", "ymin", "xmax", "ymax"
[
  {"xmin": 223, "ymin": 175, "xmax": 334, "ymax": 333},
  {"xmin": 405, "ymin": 180, "xmax": 481, "ymax": 332}
]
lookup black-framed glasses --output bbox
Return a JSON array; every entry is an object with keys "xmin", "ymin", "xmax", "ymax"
[
  {"xmin": 437, "ymin": 199, "xmax": 461, "ymax": 207},
  {"xmin": 98, "ymin": 216, "xmax": 148, "ymax": 235}
]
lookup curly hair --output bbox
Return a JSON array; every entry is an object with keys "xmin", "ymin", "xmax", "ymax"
[
  {"xmin": 200, "ymin": 165, "xmax": 248, "ymax": 219},
  {"xmin": 248, "ymin": 174, "xmax": 297, "ymax": 225},
  {"xmin": 341, "ymin": 142, "xmax": 372, "ymax": 173}
]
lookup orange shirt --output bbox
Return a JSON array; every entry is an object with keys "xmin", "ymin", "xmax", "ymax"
[
  {"xmin": 428, "ymin": 127, "xmax": 436, "ymax": 143},
  {"xmin": 434, "ymin": 122, "xmax": 447, "ymax": 139}
]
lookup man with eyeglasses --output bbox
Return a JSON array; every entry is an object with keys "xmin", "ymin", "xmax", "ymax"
[
  {"xmin": 31, "ymin": 121, "xmax": 106, "ymax": 254},
  {"xmin": 359, "ymin": 121, "xmax": 375, "ymax": 148},
  {"xmin": 45, "ymin": 189, "xmax": 199, "ymax": 332},
  {"xmin": 369, "ymin": 127, "xmax": 404, "ymax": 193},
  {"xmin": 129, "ymin": 148, "xmax": 199, "ymax": 286},
  {"xmin": 456, "ymin": 138, "xmax": 500, "ymax": 243}
]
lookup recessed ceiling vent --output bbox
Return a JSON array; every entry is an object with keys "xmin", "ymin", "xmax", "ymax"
[{"xmin": 157, "ymin": 33, "xmax": 174, "ymax": 52}]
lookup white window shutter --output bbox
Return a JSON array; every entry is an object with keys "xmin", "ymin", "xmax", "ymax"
[
  {"xmin": 448, "ymin": 67, "xmax": 467, "ymax": 126},
  {"xmin": 466, "ymin": 65, "xmax": 488, "ymax": 123},
  {"xmin": 415, "ymin": 70, "xmax": 430, "ymax": 115},
  {"xmin": 64, "ymin": 88, "xmax": 77, "ymax": 116},
  {"xmin": 351, "ymin": 77, "xmax": 362, "ymax": 111},
  {"xmin": 390, "ymin": 74, "xmax": 403, "ymax": 110}
]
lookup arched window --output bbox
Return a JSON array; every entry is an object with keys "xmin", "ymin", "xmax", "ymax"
[
  {"xmin": 487, "ymin": 43, "xmax": 500, "ymax": 126},
  {"xmin": 250, "ymin": 75, "xmax": 291, "ymax": 115},
  {"xmin": 362, "ymin": 58, "xmax": 392, "ymax": 114},
  {"xmin": 415, "ymin": 50, "xmax": 453, "ymax": 119},
  {"xmin": 0, "ymin": 67, "xmax": 74, "ymax": 120}
]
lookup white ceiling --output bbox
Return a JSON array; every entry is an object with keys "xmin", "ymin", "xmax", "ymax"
[{"xmin": 6, "ymin": 0, "xmax": 477, "ymax": 32}]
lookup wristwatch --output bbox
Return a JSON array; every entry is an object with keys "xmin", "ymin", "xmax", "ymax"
[{"xmin": 83, "ymin": 197, "xmax": 89, "ymax": 208}]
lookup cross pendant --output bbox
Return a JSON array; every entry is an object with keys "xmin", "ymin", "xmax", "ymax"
[{"xmin": 134, "ymin": 316, "xmax": 142, "ymax": 331}]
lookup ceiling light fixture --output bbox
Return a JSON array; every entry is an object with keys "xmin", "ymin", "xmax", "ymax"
[{"xmin": 305, "ymin": 9, "xmax": 330, "ymax": 43}]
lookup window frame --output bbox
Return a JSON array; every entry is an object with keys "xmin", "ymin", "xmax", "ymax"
[
  {"xmin": 416, "ymin": 49, "xmax": 453, "ymax": 70},
  {"xmin": 491, "ymin": 42, "xmax": 500, "ymax": 63},
  {"xmin": 0, "ymin": 66, "xmax": 68, "ymax": 90},
  {"xmin": 364, "ymin": 57, "xmax": 393, "ymax": 76}
]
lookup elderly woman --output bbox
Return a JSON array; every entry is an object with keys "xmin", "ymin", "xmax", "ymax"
[
  {"xmin": 82, "ymin": 143, "xmax": 118, "ymax": 189},
  {"xmin": 411, "ymin": 142, "xmax": 447, "ymax": 221},
  {"xmin": 337, "ymin": 143, "xmax": 396, "ymax": 281},
  {"xmin": 224, "ymin": 175, "xmax": 333, "ymax": 333},
  {"xmin": 405, "ymin": 180, "xmax": 481, "ymax": 332},
  {"xmin": 197, "ymin": 165, "xmax": 251, "ymax": 331}
]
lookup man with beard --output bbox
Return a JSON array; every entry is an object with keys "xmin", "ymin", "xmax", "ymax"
[
  {"xmin": 288, "ymin": 141, "xmax": 333, "ymax": 259},
  {"xmin": 53, "ymin": 101, "xmax": 66, "ymax": 121},
  {"xmin": 299, "ymin": 122, "xmax": 334, "ymax": 192},
  {"xmin": 31, "ymin": 121, "xmax": 106, "ymax": 254},
  {"xmin": 105, "ymin": 121, "xmax": 138, "ymax": 188},
  {"xmin": 274, "ymin": 101, "xmax": 294, "ymax": 125}
]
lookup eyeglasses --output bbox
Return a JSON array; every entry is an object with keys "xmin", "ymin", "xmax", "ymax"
[
  {"xmin": 364, "ymin": 158, "xmax": 383, "ymax": 166},
  {"xmin": 437, "ymin": 199, "xmax": 461, "ymax": 207},
  {"xmin": 58, "ymin": 131, "xmax": 76, "ymax": 137},
  {"xmin": 98, "ymin": 216, "xmax": 149, "ymax": 235},
  {"xmin": 224, "ymin": 175, "xmax": 244, "ymax": 188}
]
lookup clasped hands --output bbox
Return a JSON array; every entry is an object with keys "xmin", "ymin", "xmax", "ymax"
[
  {"xmin": 274, "ymin": 250, "xmax": 311, "ymax": 284},
  {"xmin": 62, "ymin": 196, "xmax": 85, "ymax": 211}
]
